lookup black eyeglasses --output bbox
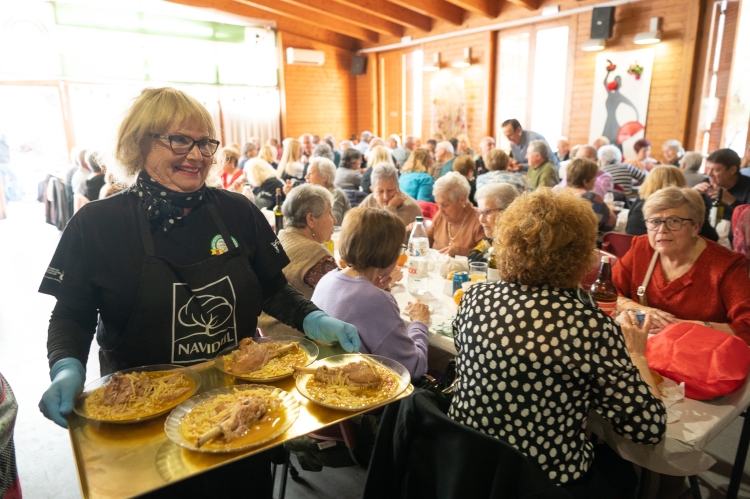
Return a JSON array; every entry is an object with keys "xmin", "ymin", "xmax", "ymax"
[
  {"xmin": 477, "ymin": 208, "xmax": 502, "ymax": 218},
  {"xmin": 645, "ymin": 217, "xmax": 693, "ymax": 231},
  {"xmin": 151, "ymin": 134, "xmax": 220, "ymax": 157}
]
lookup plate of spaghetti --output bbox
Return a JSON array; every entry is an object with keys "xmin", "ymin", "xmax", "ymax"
[
  {"xmin": 74, "ymin": 365, "xmax": 201, "ymax": 423},
  {"xmin": 165, "ymin": 384, "xmax": 299, "ymax": 453},
  {"xmin": 294, "ymin": 354, "xmax": 410, "ymax": 411},
  {"xmin": 214, "ymin": 336, "xmax": 318, "ymax": 382}
]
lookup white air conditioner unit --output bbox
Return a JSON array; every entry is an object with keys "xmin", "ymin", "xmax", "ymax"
[{"xmin": 286, "ymin": 47, "xmax": 325, "ymax": 66}]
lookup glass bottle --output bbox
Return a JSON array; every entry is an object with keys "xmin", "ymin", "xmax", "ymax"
[
  {"xmin": 273, "ymin": 188, "xmax": 284, "ymax": 234},
  {"xmin": 590, "ymin": 256, "xmax": 618, "ymax": 318}
]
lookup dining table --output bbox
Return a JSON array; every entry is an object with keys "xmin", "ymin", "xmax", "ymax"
[
  {"xmin": 391, "ymin": 259, "xmax": 750, "ymax": 497},
  {"xmin": 66, "ymin": 343, "xmax": 413, "ymax": 499}
]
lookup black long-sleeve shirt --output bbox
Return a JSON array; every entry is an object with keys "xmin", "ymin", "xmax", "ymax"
[{"xmin": 40, "ymin": 188, "xmax": 317, "ymax": 370}]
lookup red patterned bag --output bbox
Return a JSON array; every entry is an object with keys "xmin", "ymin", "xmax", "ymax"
[{"xmin": 645, "ymin": 322, "xmax": 750, "ymax": 400}]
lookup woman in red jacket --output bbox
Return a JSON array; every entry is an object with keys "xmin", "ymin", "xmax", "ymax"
[{"xmin": 613, "ymin": 186, "xmax": 750, "ymax": 343}]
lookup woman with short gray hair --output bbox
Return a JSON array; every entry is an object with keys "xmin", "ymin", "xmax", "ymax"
[
  {"xmin": 359, "ymin": 163, "xmax": 423, "ymax": 226},
  {"xmin": 680, "ymin": 151, "xmax": 708, "ymax": 187},
  {"xmin": 598, "ymin": 144, "xmax": 646, "ymax": 196},
  {"xmin": 258, "ymin": 184, "xmax": 339, "ymax": 337},
  {"xmin": 424, "ymin": 172, "xmax": 484, "ymax": 256},
  {"xmin": 662, "ymin": 139, "xmax": 685, "ymax": 166},
  {"xmin": 304, "ymin": 157, "xmax": 350, "ymax": 224},
  {"xmin": 468, "ymin": 183, "xmax": 518, "ymax": 263}
]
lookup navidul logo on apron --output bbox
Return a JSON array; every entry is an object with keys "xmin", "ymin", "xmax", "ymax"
[{"xmin": 210, "ymin": 234, "xmax": 239, "ymax": 255}]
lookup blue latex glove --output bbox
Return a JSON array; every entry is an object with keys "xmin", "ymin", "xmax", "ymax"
[
  {"xmin": 39, "ymin": 358, "xmax": 85, "ymax": 428},
  {"xmin": 303, "ymin": 311, "xmax": 361, "ymax": 352}
]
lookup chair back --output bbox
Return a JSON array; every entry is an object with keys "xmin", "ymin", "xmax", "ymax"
[
  {"xmin": 580, "ymin": 249, "xmax": 618, "ymax": 290},
  {"xmin": 363, "ymin": 390, "xmax": 571, "ymax": 499},
  {"xmin": 417, "ymin": 200, "xmax": 439, "ymax": 221},
  {"xmin": 601, "ymin": 232, "xmax": 634, "ymax": 259},
  {"xmin": 732, "ymin": 204, "xmax": 750, "ymax": 259},
  {"xmin": 344, "ymin": 189, "xmax": 369, "ymax": 208}
]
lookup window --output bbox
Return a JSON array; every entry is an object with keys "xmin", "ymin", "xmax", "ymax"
[{"xmin": 495, "ymin": 22, "xmax": 572, "ymax": 150}]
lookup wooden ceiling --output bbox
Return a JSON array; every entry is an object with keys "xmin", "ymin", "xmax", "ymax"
[{"xmin": 167, "ymin": 0, "xmax": 540, "ymax": 51}]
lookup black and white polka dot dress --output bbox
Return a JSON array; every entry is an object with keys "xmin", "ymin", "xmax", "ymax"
[{"xmin": 448, "ymin": 281, "xmax": 666, "ymax": 485}]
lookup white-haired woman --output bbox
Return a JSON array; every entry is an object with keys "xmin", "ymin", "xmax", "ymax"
[
  {"xmin": 455, "ymin": 133, "xmax": 474, "ymax": 157},
  {"xmin": 662, "ymin": 139, "xmax": 684, "ymax": 167},
  {"xmin": 38, "ymin": 87, "xmax": 359, "ymax": 498},
  {"xmin": 598, "ymin": 144, "xmax": 646, "ymax": 196},
  {"xmin": 387, "ymin": 134, "xmax": 401, "ymax": 151},
  {"xmin": 243, "ymin": 157, "xmax": 285, "ymax": 209},
  {"xmin": 361, "ymin": 145, "xmax": 395, "ymax": 193},
  {"xmin": 467, "ymin": 182, "xmax": 518, "ymax": 263},
  {"xmin": 277, "ymin": 137, "xmax": 304, "ymax": 185},
  {"xmin": 425, "ymin": 172, "xmax": 484, "ymax": 257},
  {"xmin": 305, "ymin": 157, "xmax": 351, "ymax": 225},
  {"xmin": 360, "ymin": 163, "xmax": 423, "ymax": 226},
  {"xmin": 258, "ymin": 184, "xmax": 339, "ymax": 337}
]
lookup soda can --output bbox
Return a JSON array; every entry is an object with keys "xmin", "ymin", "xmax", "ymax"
[
  {"xmin": 628, "ymin": 308, "xmax": 646, "ymax": 327},
  {"xmin": 452, "ymin": 272, "xmax": 469, "ymax": 294}
]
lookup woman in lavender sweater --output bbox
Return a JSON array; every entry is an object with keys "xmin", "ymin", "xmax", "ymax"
[{"xmin": 311, "ymin": 207, "xmax": 430, "ymax": 379}]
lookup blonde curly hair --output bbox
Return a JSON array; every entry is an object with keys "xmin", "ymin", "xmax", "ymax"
[{"xmin": 494, "ymin": 188, "xmax": 598, "ymax": 288}]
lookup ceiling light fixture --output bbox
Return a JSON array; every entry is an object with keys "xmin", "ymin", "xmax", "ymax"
[
  {"xmin": 451, "ymin": 48, "xmax": 471, "ymax": 68},
  {"xmin": 423, "ymin": 53, "xmax": 441, "ymax": 72},
  {"xmin": 581, "ymin": 38, "xmax": 606, "ymax": 51},
  {"xmin": 634, "ymin": 17, "xmax": 662, "ymax": 45}
]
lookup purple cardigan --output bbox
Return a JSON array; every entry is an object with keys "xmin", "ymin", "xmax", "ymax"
[{"xmin": 311, "ymin": 270, "xmax": 428, "ymax": 379}]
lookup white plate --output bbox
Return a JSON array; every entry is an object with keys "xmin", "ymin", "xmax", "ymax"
[
  {"xmin": 295, "ymin": 354, "xmax": 410, "ymax": 411},
  {"xmin": 214, "ymin": 336, "xmax": 318, "ymax": 382},
  {"xmin": 73, "ymin": 364, "xmax": 202, "ymax": 424},
  {"xmin": 164, "ymin": 384, "xmax": 299, "ymax": 453}
]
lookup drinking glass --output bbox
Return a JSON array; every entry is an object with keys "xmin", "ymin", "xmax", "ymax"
[{"xmin": 469, "ymin": 262, "xmax": 488, "ymax": 282}]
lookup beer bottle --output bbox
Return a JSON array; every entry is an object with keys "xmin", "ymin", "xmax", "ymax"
[
  {"xmin": 590, "ymin": 256, "xmax": 618, "ymax": 318},
  {"xmin": 273, "ymin": 188, "xmax": 284, "ymax": 233},
  {"xmin": 714, "ymin": 188, "xmax": 724, "ymax": 225}
]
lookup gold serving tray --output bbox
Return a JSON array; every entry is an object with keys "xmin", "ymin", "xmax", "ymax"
[{"xmin": 67, "ymin": 343, "xmax": 413, "ymax": 499}]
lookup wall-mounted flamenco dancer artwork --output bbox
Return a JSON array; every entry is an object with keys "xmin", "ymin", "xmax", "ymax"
[{"xmin": 588, "ymin": 48, "xmax": 655, "ymax": 159}]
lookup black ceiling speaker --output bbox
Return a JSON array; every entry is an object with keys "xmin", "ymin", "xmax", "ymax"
[
  {"xmin": 591, "ymin": 6, "xmax": 615, "ymax": 39},
  {"xmin": 350, "ymin": 55, "xmax": 367, "ymax": 75}
]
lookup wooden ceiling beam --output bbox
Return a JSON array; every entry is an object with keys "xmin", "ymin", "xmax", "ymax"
[
  {"xmin": 166, "ymin": 0, "xmax": 360, "ymax": 51},
  {"xmin": 506, "ymin": 0, "xmax": 540, "ymax": 10},
  {"xmin": 278, "ymin": 0, "xmax": 404, "ymax": 37},
  {"xmin": 333, "ymin": 0, "xmax": 432, "ymax": 32},
  {"xmin": 387, "ymin": 0, "xmax": 465, "ymax": 25},
  {"xmin": 444, "ymin": 0, "xmax": 498, "ymax": 18},
  {"xmin": 236, "ymin": 0, "xmax": 379, "ymax": 42}
]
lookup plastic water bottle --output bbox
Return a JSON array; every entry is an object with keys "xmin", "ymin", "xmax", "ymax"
[{"xmin": 407, "ymin": 216, "xmax": 429, "ymax": 295}]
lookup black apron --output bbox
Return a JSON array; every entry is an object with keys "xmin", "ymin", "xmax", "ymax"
[{"xmin": 99, "ymin": 193, "xmax": 263, "ymax": 375}]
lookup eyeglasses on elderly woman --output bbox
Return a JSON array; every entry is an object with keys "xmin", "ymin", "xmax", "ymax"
[
  {"xmin": 477, "ymin": 208, "xmax": 503, "ymax": 219},
  {"xmin": 151, "ymin": 133, "xmax": 220, "ymax": 157},
  {"xmin": 645, "ymin": 217, "xmax": 693, "ymax": 231}
]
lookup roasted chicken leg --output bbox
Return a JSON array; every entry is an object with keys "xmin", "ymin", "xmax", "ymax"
[
  {"xmin": 227, "ymin": 338, "xmax": 300, "ymax": 374},
  {"xmin": 197, "ymin": 394, "xmax": 268, "ymax": 447},
  {"xmin": 294, "ymin": 361, "xmax": 382, "ymax": 389}
]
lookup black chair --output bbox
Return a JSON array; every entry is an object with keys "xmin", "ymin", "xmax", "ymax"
[
  {"xmin": 344, "ymin": 189, "xmax": 369, "ymax": 208},
  {"xmin": 362, "ymin": 389, "xmax": 572, "ymax": 499}
]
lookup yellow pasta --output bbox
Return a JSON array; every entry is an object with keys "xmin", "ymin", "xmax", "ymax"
[
  {"xmin": 223, "ymin": 345, "xmax": 308, "ymax": 379},
  {"xmin": 179, "ymin": 388, "xmax": 285, "ymax": 451},
  {"xmin": 304, "ymin": 363, "xmax": 400, "ymax": 408},
  {"xmin": 83, "ymin": 371, "xmax": 195, "ymax": 421}
]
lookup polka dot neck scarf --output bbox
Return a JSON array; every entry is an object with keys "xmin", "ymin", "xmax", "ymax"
[{"xmin": 133, "ymin": 171, "xmax": 206, "ymax": 233}]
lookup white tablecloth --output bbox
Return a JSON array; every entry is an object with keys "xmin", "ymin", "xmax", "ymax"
[
  {"xmin": 391, "ymin": 269, "xmax": 459, "ymax": 356},
  {"xmin": 390, "ymin": 266, "xmax": 750, "ymax": 476}
]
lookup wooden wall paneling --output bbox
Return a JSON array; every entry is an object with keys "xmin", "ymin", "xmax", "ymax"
[
  {"xmin": 355, "ymin": 53, "xmax": 379, "ymax": 138},
  {"xmin": 714, "ymin": 1, "xmax": 741, "ymax": 151},
  {"xmin": 277, "ymin": 30, "xmax": 288, "ymax": 140},
  {"xmin": 687, "ymin": 0, "xmax": 713, "ymax": 151},
  {"xmin": 380, "ymin": 50, "xmax": 404, "ymax": 139},
  {"xmin": 561, "ymin": 14, "xmax": 577, "ymax": 140},
  {"xmin": 166, "ymin": 0, "xmax": 360, "ymax": 51},
  {"xmin": 486, "ymin": 31, "xmax": 498, "ymax": 138},
  {"xmin": 280, "ymin": 33, "xmax": 357, "ymax": 140}
]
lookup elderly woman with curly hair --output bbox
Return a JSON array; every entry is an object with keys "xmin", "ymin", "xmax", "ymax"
[
  {"xmin": 424, "ymin": 172, "xmax": 484, "ymax": 257},
  {"xmin": 398, "ymin": 148, "xmax": 435, "ymax": 202},
  {"xmin": 450, "ymin": 188, "xmax": 666, "ymax": 498},
  {"xmin": 614, "ymin": 187, "xmax": 750, "ymax": 342}
]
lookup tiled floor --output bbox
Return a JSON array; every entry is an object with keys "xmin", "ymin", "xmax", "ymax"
[{"xmin": 1, "ymin": 200, "xmax": 749, "ymax": 498}]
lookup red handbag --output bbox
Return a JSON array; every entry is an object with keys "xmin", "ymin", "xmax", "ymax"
[{"xmin": 645, "ymin": 322, "xmax": 750, "ymax": 400}]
